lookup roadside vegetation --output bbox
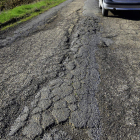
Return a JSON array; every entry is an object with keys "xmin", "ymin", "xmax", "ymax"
[{"xmin": 0, "ymin": 0, "xmax": 65, "ymax": 30}]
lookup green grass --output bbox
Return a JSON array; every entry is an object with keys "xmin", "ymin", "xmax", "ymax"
[{"xmin": 0, "ymin": 0, "xmax": 65, "ymax": 29}]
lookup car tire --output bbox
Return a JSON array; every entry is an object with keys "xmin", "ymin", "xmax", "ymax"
[
  {"xmin": 102, "ymin": 3, "xmax": 108, "ymax": 16},
  {"xmin": 99, "ymin": 1, "xmax": 102, "ymax": 9}
]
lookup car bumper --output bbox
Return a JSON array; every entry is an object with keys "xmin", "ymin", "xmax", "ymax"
[{"xmin": 103, "ymin": 2, "xmax": 140, "ymax": 10}]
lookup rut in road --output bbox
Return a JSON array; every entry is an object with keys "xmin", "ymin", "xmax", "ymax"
[{"xmin": 7, "ymin": 16, "xmax": 102, "ymax": 140}]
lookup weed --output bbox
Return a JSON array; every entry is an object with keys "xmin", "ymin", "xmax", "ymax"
[{"xmin": 0, "ymin": 0, "xmax": 65, "ymax": 29}]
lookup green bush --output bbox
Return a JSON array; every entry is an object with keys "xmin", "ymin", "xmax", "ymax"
[{"xmin": 0, "ymin": 0, "xmax": 65, "ymax": 24}]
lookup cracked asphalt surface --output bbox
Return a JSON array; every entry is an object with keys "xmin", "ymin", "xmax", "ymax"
[{"xmin": 0, "ymin": 0, "xmax": 140, "ymax": 139}]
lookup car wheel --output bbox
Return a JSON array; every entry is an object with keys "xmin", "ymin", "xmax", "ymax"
[
  {"xmin": 99, "ymin": 0, "xmax": 102, "ymax": 9},
  {"xmin": 102, "ymin": 3, "xmax": 108, "ymax": 16}
]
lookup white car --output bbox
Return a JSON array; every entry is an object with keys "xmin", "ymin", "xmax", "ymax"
[{"xmin": 99, "ymin": 0, "xmax": 140, "ymax": 16}]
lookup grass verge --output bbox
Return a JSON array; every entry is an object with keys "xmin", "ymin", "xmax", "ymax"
[{"xmin": 0, "ymin": 0, "xmax": 66, "ymax": 30}]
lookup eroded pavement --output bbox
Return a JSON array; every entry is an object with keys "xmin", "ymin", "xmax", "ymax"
[{"xmin": 0, "ymin": 0, "xmax": 140, "ymax": 139}]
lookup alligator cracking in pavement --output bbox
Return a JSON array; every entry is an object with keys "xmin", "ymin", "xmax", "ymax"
[{"xmin": 0, "ymin": 0, "xmax": 104, "ymax": 138}]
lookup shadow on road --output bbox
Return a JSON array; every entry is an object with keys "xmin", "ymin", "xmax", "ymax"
[{"xmin": 109, "ymin": 10, "xmax": 140, "ymax": 20}]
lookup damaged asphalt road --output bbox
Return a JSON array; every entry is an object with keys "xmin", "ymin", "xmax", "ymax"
[{"xmin": 0, "ymin": 0, "xmax": 140, "ymax": 139}]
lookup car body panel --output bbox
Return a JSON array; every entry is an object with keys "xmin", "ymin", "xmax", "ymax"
[
  {"xmin": 99, "ymin": 0, "xmax": 140, "ymax": 10},
  {"xmin": 105, "ymin": 0, "xmax": 140, "ymax": 4}
]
